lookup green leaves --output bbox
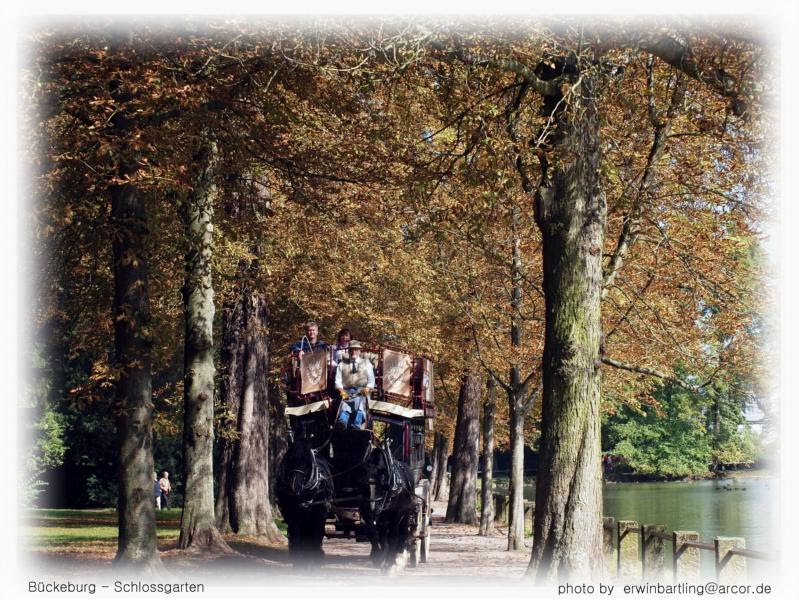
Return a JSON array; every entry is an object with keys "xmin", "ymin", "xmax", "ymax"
[
  {"xmin": 605, "ymin": 385, "xmax": 712, "ymax": 478},
  {"xmin": 604, "ymin": 375, "xmax": 760, "ymax": 478}
]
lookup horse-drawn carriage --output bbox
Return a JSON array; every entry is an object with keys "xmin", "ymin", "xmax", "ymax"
[{"xmin": 277, "ymin": 342, "xmax": 436, "ymax": 571}]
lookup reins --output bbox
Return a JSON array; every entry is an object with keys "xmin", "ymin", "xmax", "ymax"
[
  {"xmin": 282, "ymin": 446, "xmax": 330, "ymax": 497},
  {"xmin": 330, "ymin": 438, "xmax": 372, "ymax": 479}
]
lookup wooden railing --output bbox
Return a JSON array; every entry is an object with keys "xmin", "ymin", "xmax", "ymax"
[
  {"xmin": 608, "ymin": 518, "xmax": 776, "ymax": 581},
  {"xmin": 492, "ymin": 492, "xmax": 535, "ymax": 532},
  {"xmin": 492, "ymin": 493, "xmax": 775, "ymax": 581}
]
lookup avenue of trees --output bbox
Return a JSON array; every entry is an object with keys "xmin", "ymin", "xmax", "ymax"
[{"xmin": 22, "ymin": 18, "xmax": 774, "ymax": 580}]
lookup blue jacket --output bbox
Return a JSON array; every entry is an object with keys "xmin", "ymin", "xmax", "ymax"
[{"xmin": 290, "ymin": 338, "xmax": 328, "ymax": 354}]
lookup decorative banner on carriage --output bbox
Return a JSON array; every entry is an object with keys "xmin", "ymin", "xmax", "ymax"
[
  {"xmin": 382, "ymin": 349, "xmax": 413, "ymax": 398},
  {"xmin": 421, "ymin": 358, "xmax": 433, "ymax": 405},
  {"xmin": 299, "ymin": 349, "xmax": 327, "ymax": 395}
]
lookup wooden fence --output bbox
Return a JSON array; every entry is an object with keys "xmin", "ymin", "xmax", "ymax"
[{"xmin": 492, "ymin": 493, "xmax": 775, "ymax": 581}]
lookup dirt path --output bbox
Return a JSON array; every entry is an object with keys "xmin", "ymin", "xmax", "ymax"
[
  {"xmin": 160, "ymin": 500, "xmax": 533, "ymax": 583},
  {"xmin": 299, "ymin": 500, "xmax": 532, "ymax": 582},
  {"xmin": 24, "ymin": 501, "xmax": 533, "ymax": 584}
]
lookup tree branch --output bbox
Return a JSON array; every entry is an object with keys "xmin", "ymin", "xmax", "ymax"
[
  {"xmin": 521, "ymin": 376, "xmax": 541, "ymax": 414},
  {"xmin": 505, "ymin": 79, "xmax": 535, "ymax": 194},
  {"xmin": 602, "ymin": 73, "xmax": 686, "ymax": 297},
  {"xmin": 604, "ymin": 273, "xmax": 656, "ymax": 342},
  {"xmin": 601, "ymin": 356, "xmax": 716, "ymax": 393},
  {"xmin": 638, "ymin": 32, "xmax": 750, "ymax": 115},
  {"xmin": 429, "ymin": 41, "xmax": 565, "ymax": 97},
  {"xmin": 468, "ymin": 322, "xmax": 513, "ymax": 397}
]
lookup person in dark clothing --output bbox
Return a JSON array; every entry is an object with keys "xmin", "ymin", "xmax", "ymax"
[
  {"xmin": 290, "ymin": 321, "xmax": 328, "ymax": 357},
  {"xmin": 331, "ymin": 327, "xmax": 352, "ymax": 366}
]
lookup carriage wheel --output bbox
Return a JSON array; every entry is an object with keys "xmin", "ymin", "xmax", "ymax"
[
  {"xmin": 409, "ymin": 537, "xmax": 421, "ymax": 568},
  {"xmin": 409, "ymin": 480, "xmax": 430, "ymax": 568},
  {"xmin": 409, "ymin": 506, "xmax": 422, "ymax": 568},
  {"xmin": 420, "ymin": 513, "xmax": 431, "ymax": 563}
]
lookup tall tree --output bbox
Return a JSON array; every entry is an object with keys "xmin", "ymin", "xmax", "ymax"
[
  {"xmin": 505, "ymin": 203, "xmax": 537, "ymax": 550},
  {"xmin": 528, "ymin": 71, "xmax": 606, "ymax": 578},
  {"xmin": 478, "ymin": 377, "xmax": 496, "ymax": 536},
  {"xmin": 430, "ymin": 431, "xmax": 450, "ymax": 502},
  {"xmin": 177, "ymin": 133, "xmax": 230, "ymax": 552},
  {"xmin": 423, "ymin": 24, "xmax": 765, "ymax": 578},
  {"xmin": 108, "ymin": 71, "xmax": 161, "ymax": 569},
  {"xmin": 215, "ymin": 260, "xmax": 282, "ymax": 541},
  {"xmin": 445, "ymin": 365, "xmax": 482, "ymax": 525}
]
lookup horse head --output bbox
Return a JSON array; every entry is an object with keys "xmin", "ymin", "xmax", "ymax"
[
  {"xmin": 276, "ymin": 438, "xmax": 334, "ymax": 568},
  {"xmin": 277, "ymin": 439, "xmax": 334, "ymax": 503},
  {"xmin": 369, "ymin": 442, "xmax": 415, "ymax": 501},
  {"xmin": 361, "ymin": 439, "xmax": 420, "ymax": 573}
]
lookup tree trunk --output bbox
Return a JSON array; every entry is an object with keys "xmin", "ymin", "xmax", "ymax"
[
  {"xmin": 507, "ymin": 392, "xmax": 526, "ymax": 550},
  {"xmin": 445, "ymin": 368, "xmax": 482, "ymax": 525},
  {"xmin": 709, "ymin": 385, "xmax": 721, "ymax": 472},
  {"xmin": 431, "ymin": 431, "xmax": 449, "ymax": 502},
  {"xmin": 528, "ymin": 75, "xmax": 606, "ymax": 580},
  {"xmin": 507, "ymin": 204, "xmax": 527, "ymax": 551},
  {"xmin": 109, "ymin": 74, "xmax": 161, "ymax": 570},
  {"xmin": 111, "ymin": 161, "xmax": 161, "ymax": 570},
  {"xmin": 268, "ymin": 379, "xmax": 288, "ymax": 507},
  {"xmin": 478, "ymin": 378, "xmax": 496, "ymax": 536},
  {"xmin": 214, "ymin": 294, "xmax": 243, "ymax": 533},
  {"xmin": 177, "ymin": 138, "xmax": 230, "ymax": 552},
  {"xmin": 215, "ymin": 269, "xmax": 283, "ymax": 541}
]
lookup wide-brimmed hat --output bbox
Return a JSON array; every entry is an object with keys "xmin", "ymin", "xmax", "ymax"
[{"xmin": 348, "ymin": 340, "xmax": 363, "ymax": 349}]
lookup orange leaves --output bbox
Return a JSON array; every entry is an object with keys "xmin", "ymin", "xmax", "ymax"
[
  {"xmin": 23, "ymin": 22, "xmax": 773, "ymax": 437},
  {"xmin": 115, "ymin": 251, "xmax": 142, "ymax": 269},
  {"xmin": 67, "ymin": 355, "xmax": 117, "ymax": 408}
]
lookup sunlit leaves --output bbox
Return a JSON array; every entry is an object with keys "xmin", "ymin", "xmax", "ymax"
[{"xmin": 24, "ymin": 19, "xmax": 773, "ymax": 457}]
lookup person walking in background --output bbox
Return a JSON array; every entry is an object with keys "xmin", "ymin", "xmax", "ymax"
[
  {"xmin": 153, "ymin": 471, "xmax": 161, "ymax": 510},
  {"xmin": 158, "ymin": 471, "xmax": 172, "ymax": 510}
]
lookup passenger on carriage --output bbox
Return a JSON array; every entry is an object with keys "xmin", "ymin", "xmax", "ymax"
[
  {"xmin": 334, "ymin": 340, "xmax": 374, "ymax": 430},
  {"xmin": 330, "ymin": 327, "xmax": 352, "ymax": 366},
  {"xmin": 290, "ymin": 321, "xmax": 328, "ymax": 358}
]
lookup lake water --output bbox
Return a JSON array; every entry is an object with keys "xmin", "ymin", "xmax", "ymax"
[{"xmin": 493, "ymin": 475, "xmax": 779, "ymax": 576}]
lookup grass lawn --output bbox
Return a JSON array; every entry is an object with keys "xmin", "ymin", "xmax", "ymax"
[
  {"xmin": 21, "ymin": 509, "xmax": 183, "ymax": 553},
  {"xmin": 21, "ymin": 508, "xmax": 286, "ymax": 556}
]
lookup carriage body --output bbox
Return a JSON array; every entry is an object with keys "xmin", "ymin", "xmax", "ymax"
[
  {"xmin": 282, "ymin": 344, "xmax": 435, "ymax": 562},
  {"xmin": 283, "ymin": 343, "xmax": 435, "ymax": 470}
]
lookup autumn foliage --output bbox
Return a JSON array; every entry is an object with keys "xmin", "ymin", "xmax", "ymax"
[{"xmin": 21, "ymin": 18, "xmax": 774, "ymax": 576}]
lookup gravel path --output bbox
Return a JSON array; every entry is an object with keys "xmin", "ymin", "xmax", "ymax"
[
  {"xmin": 257, "ymin": 500, "xmax": 534, "ymax": 584},
  {"xmin": 23, "ymin": 501, "xmax": 534, "ymax": 585}
]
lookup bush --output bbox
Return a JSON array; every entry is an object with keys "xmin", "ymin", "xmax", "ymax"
[{"xmin": 604, "ymin": 383, "xmax": 711, "ymax": 478}]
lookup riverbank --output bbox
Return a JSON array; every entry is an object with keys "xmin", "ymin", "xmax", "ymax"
[
  {"xmin": 603, "ymin": 467, "xmax": 774, "ymax": 483},
  {"xmin": 720, "ymin": 468, "xmax": 774, "ymax": 479}
]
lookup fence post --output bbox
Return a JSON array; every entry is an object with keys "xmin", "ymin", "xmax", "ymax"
[
  {"xmin": 494, "ymin": 493, "xmax": 508, "ymax": 524},
  {"xmin": 617, "ymin": 520, "xmax": 640, "ymax": 578},
  {"xmin": 641, "ymin": 524, "xmax": 666, "ymax": 580},
  {"xmin": 715, "ymin": 537, "xmax": 747, "ymax": 582},
  {"xmin": 673, "ymin": 531, "xmax": 701, "ymax": 582},
  {"xmin": 603, "ymin": 517, "xmax": 616, "ymax": 576},
  {"xmin": 523, "ymin": 501, "xmax": 534, "ymax": 536}
]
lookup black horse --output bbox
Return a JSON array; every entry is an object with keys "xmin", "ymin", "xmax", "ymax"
[
  {"xmin": 360, "ymin": 441, "xmax": 420, "ymax": 573},
  {"xmin": 275, "ymin": 439, "xmax": 334, "ymax": 568}
]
